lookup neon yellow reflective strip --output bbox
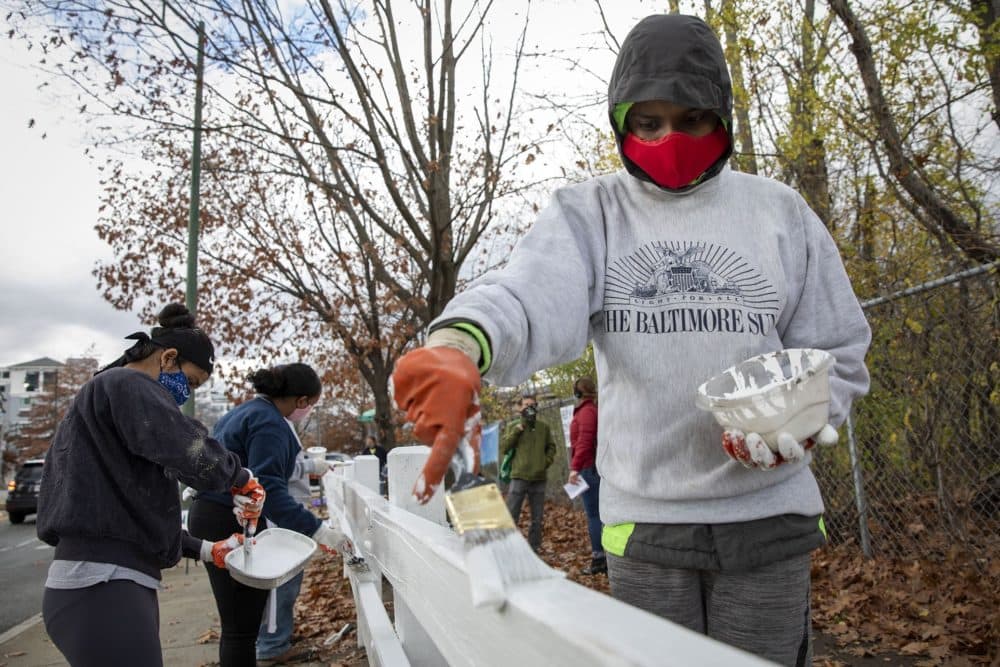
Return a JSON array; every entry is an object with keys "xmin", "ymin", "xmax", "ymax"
[
  {"xmin": 612, "ymin": 102, "xmax": 633, "ymax": 134},
  {"xmin": 818, "ymin": 516, "xmax": 827, "ymax": 540},
  {"xmin": 449, "ymin": 323, "xmax": 491, "ymax": 374},
  {"xmin": 602, "ymin": 522, "xmax": 635, "ymax": 557}
]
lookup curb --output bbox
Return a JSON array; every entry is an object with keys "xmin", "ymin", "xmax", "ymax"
[{"xmin": 0, "ymin": 613, "xmax": 43, "ymax": 646}]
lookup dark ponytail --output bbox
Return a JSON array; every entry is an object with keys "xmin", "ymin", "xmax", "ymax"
[{"xmin": 248, "ymin": 363, "xmax": 321, "ymax": 399}]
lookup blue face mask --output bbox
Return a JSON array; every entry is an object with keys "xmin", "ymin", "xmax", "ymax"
[{"xmin": 158, "ymin": 370, "xmax": 191, "ymax": 406}]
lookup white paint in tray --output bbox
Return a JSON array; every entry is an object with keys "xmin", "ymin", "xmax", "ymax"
[
  {"xmin": 239, "ymin": 539, "xmax": 309, "ymax": 579},
  {"xmin": 225, "ymin": 528, "xmax": 317, "ymax": 589}
]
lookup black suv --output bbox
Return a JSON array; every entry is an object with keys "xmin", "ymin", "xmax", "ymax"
[{"xmin": 6, "ymin": 459, "xmax": 43, "ymax": 524}]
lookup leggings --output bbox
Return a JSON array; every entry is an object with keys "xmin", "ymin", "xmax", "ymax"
[
  {"xmin": 44, "ymin": 580, "xmax": 162, "ymax": 667},
  {"xmin": 189, "ymin": 498, "xmax": 269, "ymax": 667}
]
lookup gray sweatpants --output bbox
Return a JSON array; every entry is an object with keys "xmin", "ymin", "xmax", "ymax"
[{"xmin": 607, "ymin": 552, "xmax": 812, "ymax": 666}]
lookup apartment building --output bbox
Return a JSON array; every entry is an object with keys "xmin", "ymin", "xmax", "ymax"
[{"xmin": 0, "ymin": 357, "xmax": 66, "ymax": 437}]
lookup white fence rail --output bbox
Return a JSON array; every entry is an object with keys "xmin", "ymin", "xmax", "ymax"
[{"xmin": 323, "ymin": 447, "xmax": 773, "ymax": 667}]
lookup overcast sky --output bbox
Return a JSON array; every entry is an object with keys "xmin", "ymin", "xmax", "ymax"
[
  {"xmin": 0, "ymin": 36, "xmax": 145, "ymax": 368},
  {"xmin": 0, "ymin": 2, "xmax": 658, "ymax": 370}
]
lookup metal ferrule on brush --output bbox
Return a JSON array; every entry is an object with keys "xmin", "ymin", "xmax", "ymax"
[{"xmin": 445, "ymin": 473, "xmax": 515, "ymax": 535}]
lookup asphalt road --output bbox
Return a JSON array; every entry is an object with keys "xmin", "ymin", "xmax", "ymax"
[{"xmin": 0, "ymin": 512, "xmax": 52, "ymax": 634}]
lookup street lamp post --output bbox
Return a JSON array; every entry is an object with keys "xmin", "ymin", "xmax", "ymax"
[{"xmin": 183, "ymin": 22, "xmax": 206, "ymax": 419}]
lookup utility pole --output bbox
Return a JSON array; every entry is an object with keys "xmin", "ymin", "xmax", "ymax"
[{"xmin": 183, "ymin": 22, "xmax": 206, "ymax": 418}]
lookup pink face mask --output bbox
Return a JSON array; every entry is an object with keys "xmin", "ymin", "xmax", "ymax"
[
  {"xmin": 288, "ymin": 404, "xmax": 313, "ymax": 423},
  {"xmin": 622, "ymin": 124, "xmax": 729, "ymax": 189}
]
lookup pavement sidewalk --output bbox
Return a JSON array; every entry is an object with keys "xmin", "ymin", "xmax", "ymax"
[{"xmin": 0, "ymin": 560, "xmax": 331, "ymax": 667}]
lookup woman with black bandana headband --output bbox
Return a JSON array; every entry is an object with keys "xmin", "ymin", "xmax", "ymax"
[{"xmin": 37, "ymin": 303, "xmax": 267, "ymax": 667}]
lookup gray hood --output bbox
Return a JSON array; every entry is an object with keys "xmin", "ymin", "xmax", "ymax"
[{"xmin": 608, "ymin": 14, "xmax": 734, "ymax": 188}]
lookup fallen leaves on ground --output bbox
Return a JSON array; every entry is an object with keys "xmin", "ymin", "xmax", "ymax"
[
  {"xmin": 811, "ymin": 523, "xmax": 1000, "ymax": 666},
  {"xmin": 195, "ymin": 629, "xmax": 219, "ymax": 645},
  {"xmin": 291, "ymin": 550, "xmax": 369, "ymax": 666}
]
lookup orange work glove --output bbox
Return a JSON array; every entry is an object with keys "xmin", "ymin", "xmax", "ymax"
[
  {"xmin": 231, "ymin": 475, "xmax": 266, "ymax": 532},
  {"xmin": 209, "ymin": 533, "xmax": 244, "ymax": 569},
  {"xmin": 392, "ymin": 345, "xmax": 481, "ymax": 503}
]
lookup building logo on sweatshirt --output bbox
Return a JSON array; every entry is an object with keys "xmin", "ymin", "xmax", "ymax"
[{"xmin": 603, "ymin": 242, "xmax": 779, "ymax": 335}]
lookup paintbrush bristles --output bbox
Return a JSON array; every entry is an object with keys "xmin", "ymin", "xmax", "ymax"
[
  {"xmin": 473, "ymin": 529, "xmax": 553, "ymax": 584},
  {"xmin": 464, "ymin": 529, "xmax": 559, "ymax": 609},
  {"xmin": 445, "ymin": 479, "xmax": 560, "ymax": 608}
]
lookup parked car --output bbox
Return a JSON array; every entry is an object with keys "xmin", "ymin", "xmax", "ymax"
[
  {"xmin": 6, "ymin": 459, "xmax": 44, "ymax": 524},
  {"xmin": 324, "ymin": 451, "xmax": 351, "ymax": 465}
]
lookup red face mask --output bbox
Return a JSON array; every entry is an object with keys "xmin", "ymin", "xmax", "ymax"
[{"xmin": 622, "ymin": 125, "xmax": 729, "ymax": 189}]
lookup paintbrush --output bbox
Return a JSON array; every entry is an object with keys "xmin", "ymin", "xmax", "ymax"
[
  {"xmin": 444, "ymin": 430, "xmax": 557, "ymax": 610},
  {"xmin": 243, "ymin": 518, "xmax": 256, "ymax": 570}
]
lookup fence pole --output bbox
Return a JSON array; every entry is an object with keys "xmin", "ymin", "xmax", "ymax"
[
  {"xmin": 846, "ymin": 412, "xmax": 872, "ymax": 558},
  {"xmin": 386, "ymin": 447, "xmax": 448, "ymax": 665},
  {"xmin": 386, "ymin": 446, "xmax": 447, "ymax": 526},
  {"xmin": 182, "ymin": 22, "xmax": 205, "ymax": 419}
]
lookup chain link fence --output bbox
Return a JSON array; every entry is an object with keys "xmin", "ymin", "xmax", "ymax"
[
  {"xmin": 814, "ymin": 261, "xmax": 1000, "ymax": 561},
  {"xmin": 500, "ymin": 263, "xmax": 1000, "ymax": 562}
]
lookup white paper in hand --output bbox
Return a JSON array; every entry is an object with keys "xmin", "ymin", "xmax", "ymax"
[{"xmin": 564, "ymin": 476, "xmax": 589, "ymax": 500}]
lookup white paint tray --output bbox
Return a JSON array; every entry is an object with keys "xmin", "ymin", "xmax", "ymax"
[
  {"xmin": 224, "ymin": 527, "xmax": 317, "ymax": 590},
  {"xmin": 695, "ymin": 348, "xmax": 834, "ymax": 449}
]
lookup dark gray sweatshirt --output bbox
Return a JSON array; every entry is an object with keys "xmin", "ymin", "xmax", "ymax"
[{"xmin": 37, "ymin": 368, "xmax": 246, "ymax": 579}]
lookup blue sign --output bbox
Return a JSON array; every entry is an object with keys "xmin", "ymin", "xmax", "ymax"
[{"xmin": 480, "ymin": 422, "xmax": 500, "ymax": 465}]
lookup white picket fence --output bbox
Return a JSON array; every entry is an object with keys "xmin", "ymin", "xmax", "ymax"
[{"xmin": 322, "ymin": 447, "xmax": 774, "ymax": 667}]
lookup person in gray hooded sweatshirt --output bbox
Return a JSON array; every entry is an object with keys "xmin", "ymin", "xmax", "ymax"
[{"xmin": 391, "ymin": 13, "xmax": 871, "ymax": 666}]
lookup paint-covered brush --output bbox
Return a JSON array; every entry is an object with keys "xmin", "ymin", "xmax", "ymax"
[
  {"xmin": 444, "ymin": 432, "xmax": 558, "ymax": 610},
  {"xmin": 243, "ymin": 519, "xmax": 256, "ymax": 570},
  {"xmin": 392, "ymin": 361, "xmax": 558, "ymax": 607}
]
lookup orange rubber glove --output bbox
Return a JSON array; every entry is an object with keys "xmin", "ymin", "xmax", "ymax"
[
  {"xmin": 209, "ymin": 533, "xmax": 244, "ymax": 568},
  {"xmin": 392, "ymin": 346, "xmax": 481, "ymax": 503},
  {"xmin": 231, "ymin": 475, "xmax": 266, "ymax": 531}
]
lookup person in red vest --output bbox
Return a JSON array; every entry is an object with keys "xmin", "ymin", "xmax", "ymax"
[{"xmin": 568, "ymin": 377, "xmax": 604, "ymax": 574}]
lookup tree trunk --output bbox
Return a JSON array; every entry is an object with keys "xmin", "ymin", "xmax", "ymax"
[
  {"xmin": 789, "ymin": 0, "xmax": 832, "ymax": 227},
  {"xmin": 828, "ymin": 0, "xmax": 1000, "ymax": 263},
  {"xmin": 720, "ymin": 0, "xmax": 758, "ymax": 174},
  {"xmin": 970, "ymin": 0, "xmax": 1000, "ymax": 131}
]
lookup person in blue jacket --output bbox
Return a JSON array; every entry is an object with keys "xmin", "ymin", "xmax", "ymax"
[{"xmin": 188, "ymin": 363, "xmax": 346, "ymax": 667}]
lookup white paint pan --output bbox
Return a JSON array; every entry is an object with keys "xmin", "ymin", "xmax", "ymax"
[
  {"xmin": 695, "ymin": 348, "xmax": 834, "ymax": 449},
  {"xmin": 225, "ymin": 527, "xmax": 317, "ymax": 590}
]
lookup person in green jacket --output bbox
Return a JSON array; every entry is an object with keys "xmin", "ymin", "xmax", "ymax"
[{"xmin": 500, "ymin": 394, "xmax": 557, "ymax": 552}]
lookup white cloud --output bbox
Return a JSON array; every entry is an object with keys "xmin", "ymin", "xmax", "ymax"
[{"xmin": 0, "ymin": 37, "xmax": 143, "ymax": 368}]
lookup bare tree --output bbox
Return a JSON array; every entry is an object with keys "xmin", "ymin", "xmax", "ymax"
[
  {"xmin": 827, "ymin": 0, "xmax": 999, "ymax": 263},
  {"xmin": 718, "ymin": 0, "xmax": 759, "ymax": 175},
  {"xmin": 969, "ymin": 0, "xmax": 1000, "ymax": 131},
  {"xmin": 7, "ymin": 0, "xmax": 546, "ymax": 437}
]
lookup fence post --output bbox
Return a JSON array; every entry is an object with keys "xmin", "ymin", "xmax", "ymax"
[
  {"xmin": 354, "ymin": 455, "xmax": 381, "ymax": 494},
  {"xmin": 387, "ymin": 446, "xmax": 448, "ymax": 665},
  {"xmin": 351, "ymin": 454, "xmax": 383, "ymax": 622},
  {"xmin": 846, "ymin": 412, "xmax": 872, "ymax": 558},
  {"xmin": 386, "ymin": 446, "xmax": 447, "ymax": 526}
]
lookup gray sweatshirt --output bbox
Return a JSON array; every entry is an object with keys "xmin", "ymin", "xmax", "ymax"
[{"xmin": 434, "ymin": 166, "xmax": 871, "ymax": 525}]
